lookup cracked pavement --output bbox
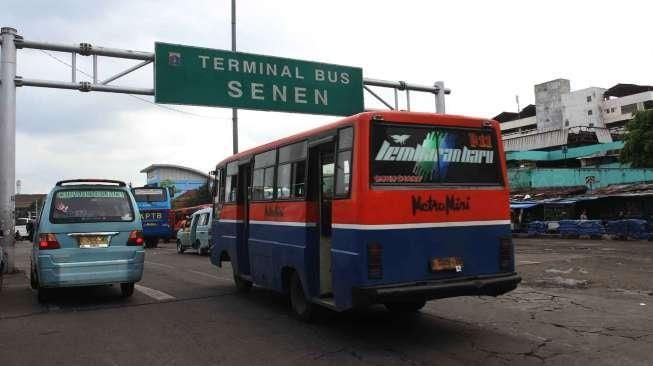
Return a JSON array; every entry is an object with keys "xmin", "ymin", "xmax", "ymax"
[{"xmin": 0, "ymin": 238, "xmax": 651, "ymax": 365}]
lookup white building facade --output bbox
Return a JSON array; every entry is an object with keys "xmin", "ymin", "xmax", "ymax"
[{"xmin": 495, "ymin": 80, "xmax": 653, "ymax": 152}]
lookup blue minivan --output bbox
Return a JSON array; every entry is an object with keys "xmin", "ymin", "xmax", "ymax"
[{"xmin": 30, "ymin": 179, "xmax": 145, "ymax": 302}]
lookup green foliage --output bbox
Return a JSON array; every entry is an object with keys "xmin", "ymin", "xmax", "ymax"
[
  {"xmin": 191, "ymin": 183, "xmax": 211, "ymax": 206},
  {"xmin": 174, "ymin": 183, "xmax": 211, "ymax": 208},
  {"xmin": 159, "ymin": 179, "xmax": 177, "ymax": 197},
  {"xmin": 620, "ymin": 110, "xmax": 653, "ymax": 168}
]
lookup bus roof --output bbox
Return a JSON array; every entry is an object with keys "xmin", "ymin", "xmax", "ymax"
[{"xmin": 217, "ymin": 111, "xmax": 494, "ymax": 167}]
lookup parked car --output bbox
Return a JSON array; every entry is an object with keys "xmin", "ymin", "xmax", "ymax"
[
  {"xmin": 176, "ymin": 207, "xmax": 212, "ymax": 255},
  {"xmin": 15, "ymin": 217, "xmax": 30, "ymax": 240},
  {"xmin": 30, "ymin": 179, "xmax": 145, "ymax": 302},
  {"xmin": 176, "ymin": 218, "xmax": 191, "ymax": 253}
]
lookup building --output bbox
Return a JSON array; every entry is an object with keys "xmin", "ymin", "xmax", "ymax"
[
  {"xmin": 15, "ymin": 194, "xmax": 46, "ymax": 220},
  {"xmin": 140, "ymin": 164, "xmax": 210, "ymax": 198},
  {"xmin": 496, "ymin": 79, "xmax": 653, "ymax": 152},
  {"xmin": 494, "ymin": 79, "xmax": 653, "ymax": 200}
]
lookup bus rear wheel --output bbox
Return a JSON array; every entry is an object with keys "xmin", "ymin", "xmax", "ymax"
[
  {"xmin": 145, "ymin": 238, "xmax": 158, "ymax": 248},
  {"xmin": 289, "ymin": 272, "xmax": 314, "ymax": 322},
  {"xmin": 384, "ymin": 300, "xmax": 426, "ymax": 313}
]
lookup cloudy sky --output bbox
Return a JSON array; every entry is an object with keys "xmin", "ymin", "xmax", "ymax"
[{"xmin": 2, "ymin": 0, "xmax": 652, "ymax": 193}]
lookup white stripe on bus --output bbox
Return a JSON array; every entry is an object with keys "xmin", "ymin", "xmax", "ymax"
[
  {"xmin": 219, "ymin": 219, "xmax": 243, "ymax": 224},
  {"xmin": 332, "ymin": 220, "xmax": 511, "ymax": 230},
  {"xmin": 249, "ymin": 220, "xmax": 316, "ymax": 227}
]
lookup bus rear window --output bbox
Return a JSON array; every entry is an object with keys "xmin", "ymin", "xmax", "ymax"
[
  {"xmin": 51, "ymin": 190, "xmax": 134, "ymax": 223},
  {"xmin": 133, "ymin": 188, "xmax": 167, "ymax": 202},
  {"xmin": 371, "ymin": 122, "xmax": 503, "ymax": 186}
]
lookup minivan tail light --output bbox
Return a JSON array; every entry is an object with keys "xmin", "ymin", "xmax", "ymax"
[
  {"xmin": 367, "ymin": 243, "xmax": 383, "ymax": 279},
  {"xmin": 127, "ymin": 230, "xmax": 144, "ymax": 246},
  {"xmin": 38, "ymin": 233, "xmax": 60, "ymax": 250},
  {"xmin": 500, "ymin": 238, "xmax": 513, "ymax": 271}
]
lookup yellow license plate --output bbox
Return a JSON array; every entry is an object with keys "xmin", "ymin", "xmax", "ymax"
[
  {"xmin": 78, "ymin": 236, "xmax": 109, "ymax": 248},
  {"xmin": 430, "ymin": 257, "xmax": 463, "ymax": 272}
]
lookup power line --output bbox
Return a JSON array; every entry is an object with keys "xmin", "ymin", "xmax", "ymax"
[{"xmin": 37, "ymin": 49, "xmax": 231, "ymax": 121}]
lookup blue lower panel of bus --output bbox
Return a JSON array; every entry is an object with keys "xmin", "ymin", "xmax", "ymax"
[
  {"xmin": 142, "ymin": 223, "xmax": 172, "ymax": 239},
  {"xmin": 212, "ymin": 221, "xmax": 515, "ymax": 311},
  {"xmin": 247, "ymin": 223, "xmax": 319, "ymax": 296},
  {"xmin": 331, "ymin": 224, "xmax": 514, "ymax": 309}
]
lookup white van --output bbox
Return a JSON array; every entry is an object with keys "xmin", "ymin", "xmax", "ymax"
[
  {"xmin": 15, "ymin": 217, "xmax": 30, "ymax": 240},
  {"xmin": 176, "ymin": 208, "xmax": 212, "ymax": 255}
]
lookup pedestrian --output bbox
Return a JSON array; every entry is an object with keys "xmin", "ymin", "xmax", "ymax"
[
  {"xmin": 26, "ymin": 219, "xmax": 35, "ymax": 242},
  {"xmin": 580, "ymin": 210, "xmax": 588, "ymax": 221}
]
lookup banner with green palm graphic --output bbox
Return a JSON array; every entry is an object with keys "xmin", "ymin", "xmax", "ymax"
[{"xmin": 371, "ymin": 122, "xmax": 503, "ymax": 185}]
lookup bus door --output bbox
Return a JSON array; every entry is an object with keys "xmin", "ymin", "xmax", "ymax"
[
  {"xmin": 238, "ymin": 162, "xmax": 252, "ymax": 276},
  {"xmin": 309, "ymin": 141, "xmax": 335, "ymax": 296},
  {"xmin": 189, "ymin": 213, "xmax": 200, "ymax": 244}
]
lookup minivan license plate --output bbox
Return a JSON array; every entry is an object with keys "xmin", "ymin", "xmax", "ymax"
[{"xmin": 78, "ymin": 236, "xmax": 109, "ymax": 248}]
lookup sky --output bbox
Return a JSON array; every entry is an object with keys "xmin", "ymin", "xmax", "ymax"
[{"xmin": 2, "ymin": 0, "xmax": 653, "ymax": 193}]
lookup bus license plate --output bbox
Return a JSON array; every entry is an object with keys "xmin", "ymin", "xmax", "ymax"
[
  {"xmin": 78, "ymin": 236, "xmax": 110, "ymax": 248},
  {"xmin": 430, "ymin": 257, "xmax": 463, "ymax": 272}
]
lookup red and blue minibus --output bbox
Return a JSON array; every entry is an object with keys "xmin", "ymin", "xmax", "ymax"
[{"xmin": 210, "ymin": 111, "xmax": 520, "ymax": 320}]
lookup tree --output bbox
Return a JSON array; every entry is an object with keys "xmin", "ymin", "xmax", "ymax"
[
  {"xmin": 620, "ymin": 109, "xmax": 653, "ymax": 168},
  {"xmin": 158, "ymin": 179, "xmax": 177, "ymax": 197}
]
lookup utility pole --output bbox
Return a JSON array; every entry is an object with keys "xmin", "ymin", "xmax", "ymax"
[
  {"xmin": 231, "ymin": 0, "xmax": 238, "ymax": 154},
  {"xmin": 435, "ymin": 81, "xmax": 446, "ymax": 113},
  {"xmin": 0, "ymin": 27, "xmax": 17, "ymax": 273}
]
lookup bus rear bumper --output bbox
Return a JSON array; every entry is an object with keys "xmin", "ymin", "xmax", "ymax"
[{"xmin": 353, "ymin": 273, "xmax": 521, "ymax": 306}]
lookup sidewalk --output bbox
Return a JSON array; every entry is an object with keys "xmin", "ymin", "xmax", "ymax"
[{"xmin": 0, "ymin": 241, "xmax": 42, "ymax": 319}]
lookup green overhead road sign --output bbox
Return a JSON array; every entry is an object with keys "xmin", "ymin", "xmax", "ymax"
[{"xmin": 154, "ymin": 42, "xmax": 364, "ymax": 116}]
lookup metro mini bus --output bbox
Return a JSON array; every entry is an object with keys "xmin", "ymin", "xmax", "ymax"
[{"xmin": 210, "ymin": 111, "xmax": 520, "ymax": 320}]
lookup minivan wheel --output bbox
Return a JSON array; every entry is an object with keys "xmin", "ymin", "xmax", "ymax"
[
  {"xmin": 176, "ymin": 240, "xmax": 185, "ymax": 254},
  {"xmin": 30, "ymin": 266, "xmax": 38, "ymax": 290},
  {"xmin": 289, "ymin": 272, "xmax": 314, "ymax": 322},
  {"xmin": 121, "ymin": 282, "xmax": 135, "ymax": 298},
  {"xmin": 37, "ymin": 287, "xmax": 50, "ymax": 303}
]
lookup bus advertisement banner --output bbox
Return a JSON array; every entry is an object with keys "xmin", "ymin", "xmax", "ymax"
[{"xmin": 371, "ymin": 122, "xmax": 503, "ymax": 186}]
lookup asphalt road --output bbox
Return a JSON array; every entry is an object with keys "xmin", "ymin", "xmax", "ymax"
[{"xmin": 1, "ymin": 238, "xmax": 652, "ymax": 365}]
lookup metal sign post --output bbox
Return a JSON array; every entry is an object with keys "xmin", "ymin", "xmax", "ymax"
[
  {"xmin": 0, "ymin": 26, "xmax": 450, "ymax": 272},
  {"xmin": 0, "ymin": 27, "xmax": 17, "ymax": 273},
  {"xmin": 231, "ymin": 0, "xmax": 238, "ymax": 154}
]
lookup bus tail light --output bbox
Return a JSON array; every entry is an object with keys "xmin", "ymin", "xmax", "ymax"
[
  {"xmin": 38, "ymin": 233, "xmax": 60, "ymax": 250},
  {"xmin": 367, "ymin": 243, "xmax": 383, "ymax": 279},
  {"xmin": 127, "ymin": 230, "xmax": 144, "ymax": 246},
  {"xmin": 499, "ymin": 238, "xmax": 513, "ymax": 271}
]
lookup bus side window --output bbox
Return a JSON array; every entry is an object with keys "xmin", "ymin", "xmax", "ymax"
[
  {"xmin": 252, "ymin": 150, "xmax": 277, "ymax": 201},
  {"xmin": 214, "ymin": 168, "xmax": 224, "ymax": 217},
  {"xmin": 277, "ymin": 141, "xmax": 307, "ymax": 200},
  {"xmin": 335, "ymin": 127, "xmax": 353, "ymax": 197},
  {"xmin": 225, "ymin": 162, "xmax": 238, "ymax": 203}
]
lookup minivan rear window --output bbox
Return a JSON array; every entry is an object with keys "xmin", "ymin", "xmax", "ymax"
[
  {"xmin": 132, "ymin": 188, "xmax": 167, "ymax": 202},
  {"xmin": 50, "ymin": 189, "xmax": 134, "ymax": 223}
]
